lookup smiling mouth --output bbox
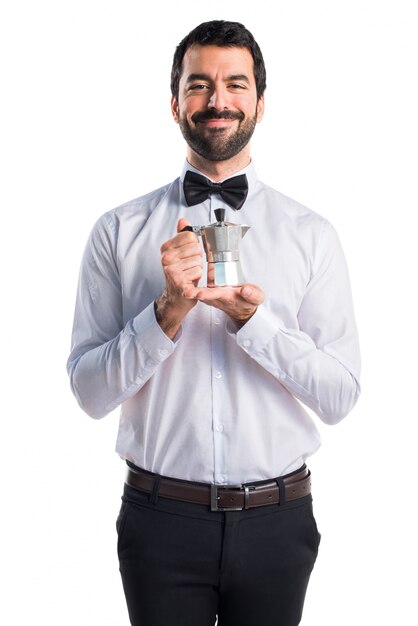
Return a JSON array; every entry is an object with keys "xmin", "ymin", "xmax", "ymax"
[
  {"xmin": 199, "ymin": 118, "xmax": 236, "ymax": 127},
  {"xmin": 192, "ymin": 111, "xmax": 244, "ymax": 124}
]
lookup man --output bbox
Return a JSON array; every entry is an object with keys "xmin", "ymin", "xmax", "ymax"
[{"xmin": 67, "ymin": 20, "xmax": 361, "ymax": 626}]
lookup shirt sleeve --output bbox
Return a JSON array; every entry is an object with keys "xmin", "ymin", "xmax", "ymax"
[
  {"xmin": 230, "ymin": 219, "xmax": 361, "ymax": 424},
  {"xmin": 66, "ymin": 213, "xmax": 178, "ymax": 419}
]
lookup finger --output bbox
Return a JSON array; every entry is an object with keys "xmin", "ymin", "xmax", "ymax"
[
  {"xmin": 177, "ymin": 217, "xmax": 191, "ymax": 233},
  {"xmin": 182, "ymin": 286, "xmax": 237, "ymax": 301},
  {"xmin": 169, "ymin": 266, "xmax": 203, "ymax": 286},
  {"xmin": 161, "ymin": 230, "xmax": 199, "ymax": 252},
  {"xmin": 182, "ymin": 286, "xmax": 199, "ymax": 299},
  {"xmin": 239, "ymin": 284, "xmax": 265, "ymax": 306},
  {"xmin": 161, "ymin": 245, "xmax": 202, "ymax": 265},
  {"xmin": 184, "ymin": 284, "xmax": 265, "ymax": 306},
  {"xmin": 163, "ymin": 256, "xmax": 203, "ymax": 274}
]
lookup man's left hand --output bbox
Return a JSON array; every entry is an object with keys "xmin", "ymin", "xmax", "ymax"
[{"xmin": 183, "ymin": 284, "xmax": 264, "ymax": 326}]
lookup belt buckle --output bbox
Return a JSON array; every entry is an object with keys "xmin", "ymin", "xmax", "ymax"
[{"xmin": 210, "ymin": 483, "xmax": 248, "ymax": 512}]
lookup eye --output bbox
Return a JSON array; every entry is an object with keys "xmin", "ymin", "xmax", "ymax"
[{"xmin": 189, "ymin": 84, "xmax": 209, "ymax": 91}]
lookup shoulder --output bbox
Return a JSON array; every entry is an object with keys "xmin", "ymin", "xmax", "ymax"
[
  {"xmin": 112, "ymin": 180, "xmax": 177, "ymax": 223},
  {"xmin": 254, "ymin": 180, "xmax": 330, "ymax": 246},
  {"xmin": 92, "ymin": 179, "xmax": 179, "ymax": 236},
  {"xmin": 114, "ymin": 181, "xmax": 176, "ymax": 216},
  {"xmin": 259, "ymin": 181, "xmax": 325, "ymax": 224}
]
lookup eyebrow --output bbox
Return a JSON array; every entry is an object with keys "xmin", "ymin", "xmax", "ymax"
[{"xmin": 185, "ymin": 73, "xmax": 251, "ymax": 84}]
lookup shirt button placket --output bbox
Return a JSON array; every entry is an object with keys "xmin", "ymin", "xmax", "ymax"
[{"xmin": 211, "ymin": 307, "xmax": 227, "ymax": 484}]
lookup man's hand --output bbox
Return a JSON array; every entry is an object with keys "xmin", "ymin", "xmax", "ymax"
[
  {"xmin": 182, "ymin": 283, "xmax": 265, "ymax": 327},
  {"xmin": 155, "ymin": 218, "xmax": 203, "ymax": 339}
]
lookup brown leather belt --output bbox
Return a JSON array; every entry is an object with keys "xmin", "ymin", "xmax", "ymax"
[{"xmin": 126, "ymin": 465, "xmax": 311, "ymax": 511}]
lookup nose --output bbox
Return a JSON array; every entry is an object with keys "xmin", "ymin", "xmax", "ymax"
[{"xmin": 207, "ymin": 86, "xmax": 228, "ymax": 111}]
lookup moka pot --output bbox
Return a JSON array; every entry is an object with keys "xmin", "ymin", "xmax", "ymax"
[{"xmin": 187, "ymin": 208, "xmax": 250, "ymax": 287}]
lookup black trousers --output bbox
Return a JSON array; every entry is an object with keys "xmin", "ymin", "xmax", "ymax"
[{"xmin": 116, "ymin": 476, "xmax": 320, "ymax": 626}]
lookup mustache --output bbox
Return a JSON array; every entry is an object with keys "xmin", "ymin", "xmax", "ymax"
[{"xmin": 192, "ymin": 110, "xmax": 245, "ymax": 123}]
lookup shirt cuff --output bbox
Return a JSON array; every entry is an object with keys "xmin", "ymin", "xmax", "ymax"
[
  {"xmin": 227, "ymin": 304, "xmax": 279, "ymax": 356},
  {"xmin": 131, "ymin": 301, "xmax": 181, "ymax": 362}
]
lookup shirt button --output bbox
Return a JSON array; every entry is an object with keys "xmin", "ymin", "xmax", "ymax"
[
  {"xmin": 243, "ymin": 339, "xmax": 252, "ymax": 348},
  {"xmin": 218, "ymin": 475, "xmax": 226, "ymax": 484},
  {"xmin": 214, "ymin": 317, "xmax": 221, "ymax": 325},
  {"xmin": 215, "ymin": 372, "xmax": 222, "ymax": 379},
  {"xmin": 158, "ymin": 348, "xmax": 168, "ymax": 357},
  {"xmin": 216, "ymin": 424, "xmax": 224, "ymax": 433}
]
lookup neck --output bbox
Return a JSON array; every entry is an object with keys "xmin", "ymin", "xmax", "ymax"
[{"xmin": 187, "ymin": 149, "xmax": 251, "ymax": 181}]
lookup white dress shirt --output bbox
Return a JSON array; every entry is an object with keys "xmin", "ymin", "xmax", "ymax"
[{"xmin": 67, "ymin": 161, "xmax": 361, "ymax": 484}]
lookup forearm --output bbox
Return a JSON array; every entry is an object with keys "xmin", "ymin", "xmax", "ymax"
[
  {"xmin": 68, "ymin": 303, "xmax": 176, "ymax": 418},
  {"xmin": 233, "ymin": 305, "xmax": 361, "ymax": 424},
  {"xmin": 68, "ymin": 214, "xmax": 202, "ymax": 417}
]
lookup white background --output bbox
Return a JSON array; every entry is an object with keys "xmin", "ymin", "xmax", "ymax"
[{"xmin": 1, "ymin": 0, "xmax": 417, "ymax": 623}]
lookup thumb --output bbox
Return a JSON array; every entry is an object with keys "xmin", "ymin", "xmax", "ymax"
[
  {"xmin": 240, "ymin": 284, "xmax": 265, "ymax": 306},
  {"xmin": 177, "ymin": 217, "xmax": 191, "ymax": 233}
]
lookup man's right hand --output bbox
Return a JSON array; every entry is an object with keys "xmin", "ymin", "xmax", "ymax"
[{"xmin": 154, "ymin": 218, "xmax": 203, "ymax": 339}]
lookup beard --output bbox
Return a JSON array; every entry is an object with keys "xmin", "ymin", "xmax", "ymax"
[{"xmin": 178, "ymin": 109, "xmax": 258, "ymax": 162}]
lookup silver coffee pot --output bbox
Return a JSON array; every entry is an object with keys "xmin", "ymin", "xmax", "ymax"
[{"xmin": 186, "ymin": 208, "xmax": 250, "ymax": 287}]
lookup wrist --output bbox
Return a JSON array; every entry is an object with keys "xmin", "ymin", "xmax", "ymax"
[
  {"xmin": 154, "ymin": 291, "xmax": 195, "ymax": 339},
  {"xmin": 230, "ymin": 306, "xmax": 257, "ymax": 328}
]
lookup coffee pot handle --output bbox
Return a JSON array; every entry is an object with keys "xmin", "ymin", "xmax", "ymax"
[{"xmin": 180, "ymin": 225, "xmax": 201, "ymax": 234}]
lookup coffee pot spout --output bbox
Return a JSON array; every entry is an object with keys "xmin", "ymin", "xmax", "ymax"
[{"xmin": 240, "ymin": 225, "xmax": 250, "ymax": 238}]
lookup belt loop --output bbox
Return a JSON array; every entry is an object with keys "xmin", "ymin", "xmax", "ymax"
[
  {"xmin": 275, "ymin": 477, "xmax": 286, "ymax": 506},
  {"xmin": 244, "ymin": 486, "xmax": 250, "ymax": 510},
  {"xmin": 149, "ymin": 475, "xmax": 161, "ymax": 505}
]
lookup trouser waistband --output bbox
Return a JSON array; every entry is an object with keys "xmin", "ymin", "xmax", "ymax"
[{"xmin": 125, "ymin": 463, "xmax": 311, "ymax": 511}]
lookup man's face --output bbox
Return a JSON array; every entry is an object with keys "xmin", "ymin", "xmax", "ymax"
[{"xmin": 172, "ymin": 45, "xmax": 264, "ymax": 162}]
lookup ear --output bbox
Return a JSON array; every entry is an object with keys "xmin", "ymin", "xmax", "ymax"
[
  {"xmin": 256, "ymin": 95, "xmax": 265, "ymax": 122},
  {"xmin": 171, "ymin": 95, "xmax": 179, "ymax": 123}
]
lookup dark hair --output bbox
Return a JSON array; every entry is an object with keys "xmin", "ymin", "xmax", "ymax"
[{"xmin": 170, "ymin": 20, "xmax": 266, "ymax": 101}]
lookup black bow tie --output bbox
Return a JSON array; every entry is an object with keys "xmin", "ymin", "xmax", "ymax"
[{"xmin": 183, "ymin": 170, "xmax": 248, "ymax": 210}]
